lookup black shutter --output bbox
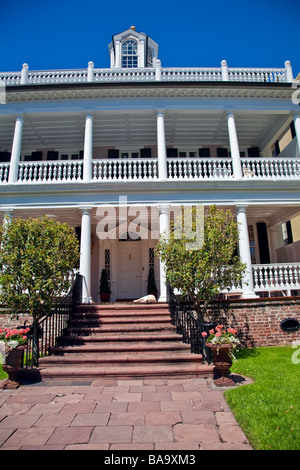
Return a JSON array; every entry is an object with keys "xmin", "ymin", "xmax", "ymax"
[
  {"xmin": 198, "ymin": 148, "xmax": 210, "ymax": 158},
  {"xmin": 256, "ymin": 223, "xmax": 270, "ymax": 264},
  {"xmin": 217, "ymin": 148, "xmax": 228, "ymax": 158}
]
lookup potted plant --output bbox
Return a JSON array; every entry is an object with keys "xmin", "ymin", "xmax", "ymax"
[
  {"xmin": 0, "ymin": 327, "xmax": 30, "ymax": 389},
  {"xmin": 147, "ymin": 268, "xmax": 157, "ymax": 299},
  {"xmin": 99, "ymin": 269, "xmax": 111, "ymax": 302},
  {"xmin": 202, "ymin": 325, "xmax": 240, "ymax": 387}
]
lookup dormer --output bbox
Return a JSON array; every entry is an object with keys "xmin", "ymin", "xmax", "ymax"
[{"xmin": 108, "ymin": 26, "xmax": 159, "ymax": 68}]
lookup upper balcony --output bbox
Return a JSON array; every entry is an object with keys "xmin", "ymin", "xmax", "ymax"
[
  {"xmin": 0, "ymin": 60, "xmax": 294, "ymax": 87},
  {"xmin": 1, "ymin": 153, "xmax": 300, "ymax": 185}
]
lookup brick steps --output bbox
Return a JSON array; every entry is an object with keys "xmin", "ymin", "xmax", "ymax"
[{"xmin": 38, "ymin": 303, "xmax": 213, "ymax": 380}]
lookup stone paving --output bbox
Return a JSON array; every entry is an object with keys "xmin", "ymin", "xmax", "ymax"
[{"xmin": 0, "ymin": 376, "xmax": 252, "ymax": 450}]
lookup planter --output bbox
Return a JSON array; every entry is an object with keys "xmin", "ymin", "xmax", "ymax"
[
  {"xmin": 206, "ymin": 343, "xmax": 235, "ymax": 387},
  {"xmin": 0, "ymin": 346, "xmax": 26, "ymax": 389},
  {"xmin": 100, "ymin": 293, "xmax": 110, "ymax": 302}
]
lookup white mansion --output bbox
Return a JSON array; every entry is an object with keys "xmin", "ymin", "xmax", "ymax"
[{"xmin": 1, "ymin": 26, "xmax": 300, "ymax": 303}]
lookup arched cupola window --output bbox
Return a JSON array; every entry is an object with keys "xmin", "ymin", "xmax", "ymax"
[{"xmin": 122, "ymin": 40, "xmax": 138, "ymax": 68}]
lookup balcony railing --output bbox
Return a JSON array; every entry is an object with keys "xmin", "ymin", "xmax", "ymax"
[
  {"xmin": 242, "ymin": 158, "xmax": 300, "ymax": 179},
  {"xmin": 0, "ymin": 65, "xmax": 290, "ymax": 87},
  {"xmin": 167, "ymin": 158, "xmax": 232, "ymax": 179},
  {"xmin": 1, "ymin": 157, "xmax": 300, "ymax": 184},
  {"xmin": 253, "ymin": 263, "xmax": 300, "ymax": 293}
]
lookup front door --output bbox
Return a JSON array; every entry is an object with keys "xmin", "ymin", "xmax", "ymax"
[{"xmin": 117, "ymin": 241, "xmax": 143, "ymax": 300}]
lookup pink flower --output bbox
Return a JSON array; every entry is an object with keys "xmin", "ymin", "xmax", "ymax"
[
  {"xmin": 201, "ymin": 332, "xmax": 207, "ymax": 337},
  {"xmin": 215, "ymin": 332, "xmax": 222, "ymax": 337},
  {"xmin": 209, "ymin": 329, "xmax": 214, "ymax": 335}
]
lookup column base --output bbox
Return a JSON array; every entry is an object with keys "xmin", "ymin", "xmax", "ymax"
[
  {"xmin": 82, "ymin": 296, "xmax": 94, "ymax": 304},
  {"xmin": 240, "ymin": 291, "xmax": 259, "ymax": 299}
]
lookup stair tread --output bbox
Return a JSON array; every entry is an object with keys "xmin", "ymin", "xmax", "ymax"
[{"xmin": 39, "ymin": 303, "xmax": 210, "ymax": 380}]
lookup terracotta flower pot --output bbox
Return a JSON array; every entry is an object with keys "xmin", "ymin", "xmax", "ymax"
[
  {"xmin": 206, "ymin": 343, "xmax": 235, "ymax": 387},
  {"xmin": 1, "ymin": 346, "xmax": 26, "ymax": 389}
]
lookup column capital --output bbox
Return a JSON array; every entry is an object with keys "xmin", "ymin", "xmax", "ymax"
[
  {"xmin": 156, "ymin": 109, "xmax": 165, "ymax": 118},
  {"xmin": 158, "ymin": 204, "xmax": 170, "ymax": 215},
  {"xmin": 226, "ymin": 111, "xmax": 235, "ymax": 120},
  {"xmin": 236, "ymin": 204, "xmax": 249, "ymax": 213},
  {"xmin": 79, "ymin": 205, "xmax": 93, "ymax": 214},
  {"xmin": 15, "ymin": 115, "xmax": 24, "ymax": 123}
]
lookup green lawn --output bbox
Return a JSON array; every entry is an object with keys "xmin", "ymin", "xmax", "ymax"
[
  {"xmin": 225, "ymin": 346, "xmax": 300, "ymax": 450},
  {"xmin": 0, "ymin": 366, "xmax": 7, "ymax": 380}
]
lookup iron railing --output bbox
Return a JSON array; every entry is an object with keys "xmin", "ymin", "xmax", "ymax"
[
  {"xmin": 22, "ymin": 273, "xmax": 82, "ymax": 368},
  {"xmin": 168, "ymin": 287, "xmax": 216, "ymax": 364}
]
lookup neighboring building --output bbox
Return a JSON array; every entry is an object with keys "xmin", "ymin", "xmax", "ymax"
[{"xmin": 1, "ymin": 26, "xmax": 300, "ymax": 303}]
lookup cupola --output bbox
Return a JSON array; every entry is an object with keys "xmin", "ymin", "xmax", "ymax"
[{"xmin": 108, "ymin": 26, "xmax": 159, "ymax": 68}]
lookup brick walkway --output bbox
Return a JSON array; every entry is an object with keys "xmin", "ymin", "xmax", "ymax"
[{"xmin": 0, "ymin": 376, "xmax": 252, "ymax": 450}]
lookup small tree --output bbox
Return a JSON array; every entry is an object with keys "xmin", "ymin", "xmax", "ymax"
[
  {"xmin": 0, "ymin": 216, "xmax": 79, "ymax": 364},
  {"xmin": 156, "ymin": 205, "xmax": 246, "ymax": 316}
]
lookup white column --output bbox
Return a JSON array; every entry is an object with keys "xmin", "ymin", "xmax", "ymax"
[
  {"xmin": 221, "ymin": 60, "xmax": 229, "ymax": 81},
  {"xmin": 227, "ymin": 113, "xmax": 242, "ymax": 179},
  {"xmin": 79, "ymin": 207, "xmax": 93, "ymax": 303},
  {"xmin": 236, "ymin": 205, "xmax": 258, "ymax": 299},
  {"xmin": 87, "ymin": 61, "xmax": 94, "ymax": 83},
  {"xmin": 293, "ymin": 114, "xmax": 300, "ymax": 156},
  {"xmin": 158, "ymin": 205, "xmax": 170, "ymax": 302},
  {"xmin": 8, "ymin": 116, "xmax": 24, "ymax": 183},
  {"xmin": 156, "ymin": 111, "xmax": 168, "ymax": 180},
  {"xmin": 83, "ymin": 114, "xmax": 93, "ymax": 182}
]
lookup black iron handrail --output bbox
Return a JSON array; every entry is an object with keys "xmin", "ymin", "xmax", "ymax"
[
  {"xmin": 168, "ymin": 287, "xmax": 215, "ymax": 364},
  {"xmin": 22, "ymin": 273, "xmax": 82, "ymax": 368}
]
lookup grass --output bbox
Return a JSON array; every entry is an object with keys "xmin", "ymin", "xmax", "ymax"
[
  {"xmin": 0, "ymin": 366, "xmax": 8, "ymax": 380},
  {"xmin": 225, "ymin": 346, "xmax": 300, "ymax": 450}
]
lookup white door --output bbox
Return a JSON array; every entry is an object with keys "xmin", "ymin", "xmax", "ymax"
[{"xmin": 117, "ymin": 242, "xmax": 143, "ymax": 300}]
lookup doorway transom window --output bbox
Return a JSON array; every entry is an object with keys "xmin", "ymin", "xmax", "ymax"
[{"xmin": 122, "ymin": 40, "xmax": 138, "ymax": 68}]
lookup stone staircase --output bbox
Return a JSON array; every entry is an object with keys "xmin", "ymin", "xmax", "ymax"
[{"xmin": 38, "ymin": 303, "xmax": 213, "ymax": 380}]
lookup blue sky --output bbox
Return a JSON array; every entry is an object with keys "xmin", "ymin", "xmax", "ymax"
[{"xmin": 1, "ymin": 0, "xmax": 299, "ymax": 76}]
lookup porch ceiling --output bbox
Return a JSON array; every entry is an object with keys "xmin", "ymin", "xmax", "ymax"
[
  {"xmin": 0, "ymin": 109, "xmax": 292, "ymax": 152},
  {"xmin": 4, "ymin": 204, "xmax": 300, "ymax": 229}
]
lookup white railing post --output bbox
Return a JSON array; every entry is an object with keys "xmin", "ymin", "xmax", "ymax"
[
  {"xmin": 20, "ymin": 63, "xmax": 29, "ymax": 85},
  {"xmin": 221, "ymin": 60, "xmax": 229, "ymax": 81},
  {"xmin": 285, "ymin": 60, "xmax": 293, "ymax": 83},
  {"xmin": 155, "ymin": 59, "xmax": 162, "ymax": 81},
  {"xmin": 87, "ymin": 61, "xmax": 94, "ymax": 83}
]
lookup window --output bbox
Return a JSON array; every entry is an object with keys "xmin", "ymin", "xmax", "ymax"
[
  {"xmin": 122, "ymin": 40, "xmax": 138, "ymax": 68},
  {"xmin": 147, "ymin": 47, "xmax": 153, "ymax": 67}
]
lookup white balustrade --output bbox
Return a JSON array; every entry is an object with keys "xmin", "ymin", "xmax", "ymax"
[
  {"xmin": 167, "ymin": 158, "xmax": 233, "ymax": 179},
  {"xmin": 93, "ymin": 68, "xmax": 156, "ymax": 82},
  {"xmin": 92, "ymin": 158, "xmax": 158, "ymax": 181},
  {"xmin": 2, "ymin": 157, "xmax": 300, "ymax": 184},
  {"xmin": 252, "ymin": 263, "xmax": 300, "ymax": 292},
  {"xmin": 162, "ymin": 68, "xmax": 222, "ymax": 82},
  {"xmin": 242, "ymin": 158, "xmax": 300, "ymax": 179},
  {"xmin": 27, "ymin": 70, "xmax": 88, "ymax": 84},
  {"xmin": 0, "ymin": 164, "xmax": 10, "ymax": 182},
  {"xmin": 228, "ymin": 68, "xmax": 287, "ymax": 83},
  {"xmin": 0, "ymin": 65, "xmax": 290, "ymax": 87},
  {"xmin": 17, "ymin": 161, "xmax": 83, "ymax": 183}
]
